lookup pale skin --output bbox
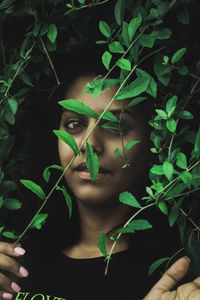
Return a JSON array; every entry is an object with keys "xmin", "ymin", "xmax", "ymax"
[{"xmin": 0, "ymin": 76, "xmax": 199, "ymax": 299}]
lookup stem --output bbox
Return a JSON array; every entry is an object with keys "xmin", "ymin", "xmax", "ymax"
[
  {"xmin": 165, "ymin": 247, "xmax": 184, "ymax": 271},
  {"xmin": 104, "ymin": 202, "xmax": 155, "ymax": 275},
  {"xmin": 39, "ymin": 36, "xmax": 60, "ymax": 86},
  {"xmin": 180, "ymin": 208, "xmax": 200, "ymax": 231}
]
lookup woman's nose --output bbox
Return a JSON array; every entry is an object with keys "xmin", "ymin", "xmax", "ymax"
[{"xmin": 81, "ymin": 127, "xmax": 104, "ymax": 155}]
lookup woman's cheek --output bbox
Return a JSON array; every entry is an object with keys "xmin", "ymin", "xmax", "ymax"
[{"xmin": 58, "ymin": 139, "xmax": 74, "ymax": 167}]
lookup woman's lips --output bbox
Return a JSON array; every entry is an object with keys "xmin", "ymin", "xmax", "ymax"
[{"xmin": 77, "ymin": 170, "xmax": 109, "ymax": 180}]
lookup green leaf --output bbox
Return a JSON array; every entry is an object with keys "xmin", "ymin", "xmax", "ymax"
[
  {"xmin": 8, "ymin": 98, "xmax": 18, "ymax": 115},
  {"xmin": 177, "ymin": 110, "xmax": 193, "ymax": 119},
  {"xmin": 101, "ymin": 122, "xmax": 120, "ymax": 131},
  {"xmin": 171, "ymin": 48, "xmax": 187, "ymax": 64},
  {"xmin": 53, "ymin": 130, "xmax": 79, "ymax": 156},
  {"xmin": 77, "ymin": 0, "xmax": 85, "ymax": 4},
  {"xmin": 43, "ymin": 164, "xmax": 63, "ymax": 183},
  {"xmin": 168, "ymin": 198, "xmax": 183, "ymax": 227},
  {"xmin": 86, "ymin": 142, "xmax": 99, "ymax": 182},
  {"xmin": 99, "ymin": 21, "xmax": 111, "ymax": 38},
  {"xmin": 115, "ymin": 77, "xmax": 150, "ymax": 100},
  {"xmin": 177, "ymin": 65, "xmax": 188, "ymax": 75},
  {"xmin": 0, "ymin": 0, "xmax": 15, "ymax": 9},
  {"xmin": 154, "ymin": 54, "xmax": 172, "ymax": 86},
  {"xmin": 191, "ymin": 165, "xmax": 200, "ymax": 188},
  {"xmin": 155, "ymin": 109, "xmax": 168, "ymax": 119},
  {"xmin": 116, "ymin": 58, "xmax": 131, "ymax": 71},
  {"xmin": 109, "ymin": 41, "xmax": 124, "ymax": 53},
  {"xmin": 114, "ymin": 148, "xmax": 123, "ymax": 159},
  {"xmin": 61, "ymin": 185, "xmax": 72, "ymax": 218},
  {"xmin": 3, "ymin": 198, "xmax": 22, "ymax": 210},
  {"xmin": 58, "ymin": 99, "xmax": 97, "ymax": 119},
  {"xmin": 148, "ymin": 257, "xmax": 170, "ymax": 276},
  {"xmin": 116, "ymin": 222, "xmax": 135, "ymax": 234},
  {"xmin": 102, "ymin": 51, "xmax": 112, "ymax": 70},
  {"xmin": 40, "ymin": 23, "xmax": 49, "ymax": 36},
  {"xmin": 114, "ymin": 0, "xmax": 125, "ymax": 25},
  {"xmin": 151, "ymin": 28, "xmax": 172, "ymax": 40},
  {"xmin": 166, "ymin": 96, "xmax": 178, "ymax": 114},
  {"xmin": 124, "ymin": 140, "xmax": 140, "ymax": 151},
  {"xmin": 2, "ymin": 231, "xmax": 18, "ymax": 239},
  {"xmin": 194, "ymin": 127, "xmax": 200, "ymax": 159},
  {"xmin": 30, "ymin": 214, "xmax": 48, "ymax": 230},
  {"xmin": 158, "ymin": 201, "xmax": 168, "ymax": 215},
  {"xmin": 165, "ymin": 183, "xmax": 187, "ymax": 198},
  {"xmin": 180, "ymin": 171, "xmax": 192, "ymax": 188},
  {"xmin": 99, "ymin": 111, "xmax": 118, "ymax": 123},
  {"xmin": 98, "ymin": 232, "xmax": 108, "ymax": 258},
  {"xmin": 125, "ymin": 97, "xmax": 147, "ymax": 108},
  {"xmin": 177, "ymin": 9, "xmax": 189, "ymax": 25},
  {"xmin": 20, "ymin": 179, "xmax": 45, "ymax": 200},
  {"xmin": 140, "ymin": 34, "xmax": 155, "ymax": 48},
  {"xmin": 150, "ymin": 165, "xmax": 164, "ymax": 175},
  {"xmin": 119, "ymin": 191, "xmax": 141, "ymax": 208},
  {"xmin": 163, "ymin": 161, "xmax": 174, "ymax": 181},
  {"xmin": 146, "ymin": 77, "xmax": 157, "ymax": 98},
  {"xmin": 166, "ymin": 119, "xmax": 177, "ymax": 133},
  {"xmin": 128, "ymin": 14, "xmax": 142, "ymax": 41},
  {"xmin": 47, "ymin": 24, "xmax": 57, "ymax": 44},
  {"xmin": 129, "ymin": 219, "xmax": 152, "ymax": 231},
  {"xmin": 176, "ymin": 152, "xmax": 187, "ymax": 169}
]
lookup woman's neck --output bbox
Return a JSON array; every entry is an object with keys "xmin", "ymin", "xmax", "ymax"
[{"xmin": 63, "ymin": 200, "xmax": 132, "ymax": 259}]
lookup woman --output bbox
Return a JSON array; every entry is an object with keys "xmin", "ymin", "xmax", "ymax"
[{"xmin": 0, "ymin": 54, "xmax": 199, "ymax": 300}]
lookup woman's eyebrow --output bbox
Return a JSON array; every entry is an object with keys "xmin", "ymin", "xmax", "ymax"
[{"xmin": 108, "ymin": 109, "xmax": 136, "ymax": 119}]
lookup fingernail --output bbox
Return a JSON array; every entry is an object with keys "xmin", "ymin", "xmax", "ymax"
[
  {"xmin": 19, "ymin": 266, "xmax": 29, "ymax": 277},
  {"xmin": 11, "ymin": 282, "xmax": 21, "ymax": 293},
  {"xmin": 14, "ymin": 247, "xmax": 26, "ymax": 256},
  {"xmin": 2, "ymin": 293, "xmax": 13, "ymax": 299},
  {"xmin": 183, "ymin": 256, "xmax": 191, "ymax": 263}
]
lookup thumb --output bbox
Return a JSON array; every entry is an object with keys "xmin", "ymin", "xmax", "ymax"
[{"xmin": 143, "ymin": 256, "xmax": 190, "ymax": 300}]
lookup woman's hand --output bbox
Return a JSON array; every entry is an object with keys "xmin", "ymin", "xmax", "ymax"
[
  {"xmin": 143, "ymin": 256, "xmax": 200, "ymax": 300},
  {"xmin": 0, "ymin": 242, "xmax": 29, "ymax": 300}
]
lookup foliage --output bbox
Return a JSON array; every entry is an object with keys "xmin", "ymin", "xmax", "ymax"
[{"xmin": 0, "ymin": 0, "xmax": 200, "ymax": 277}]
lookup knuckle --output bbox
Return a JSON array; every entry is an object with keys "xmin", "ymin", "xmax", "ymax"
[
  {"xmin": 0, "ymin": 273, "xmax": 12, "ymax": 293},
  {"xmin": 0, "ymin": 255, "xmax": 20, "ymax": 276}
]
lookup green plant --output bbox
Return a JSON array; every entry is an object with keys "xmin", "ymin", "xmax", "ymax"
[{"xmin": 0, "ymin": 0, "xmax": 200, "ymax": 277}]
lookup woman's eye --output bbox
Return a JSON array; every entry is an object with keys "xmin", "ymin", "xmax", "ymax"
[{"xmin": 64, "ymin": 120, "xmax": 84, "ymax": 130}]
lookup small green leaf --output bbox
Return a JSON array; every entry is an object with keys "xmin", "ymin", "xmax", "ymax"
[
  {"xmin": 3, "ymin": 198, "xmax": 22, "ymax": 210},
  {"xmin": 148, "ymin": 257, "xmax": 170, "ymax": 276},
  {"xmin": 140, "ymin": 34, "xmax": 155, "ymax": 48},
  {"xmin": 58, "ymin": 99, "xmax": 98, "ymax": 119},
  {"xmin": 86, "ymin": 142, "xmax": 99, "ymax": 182},
  {"xmin": 177, "ymin": 65, "xmax": 188, "ymax": 75},
  {"xmin": 116, "ymin": 223, "xmax": 135, "ymax": 234},
  {"xmin": 177, "ymin": 9, "xmax": 189, "ymax": 25},
  {"xmin": 166, "ymin": 96, "xmax": 178, "ymax": 114},
  {"xmin": 2, "ymin": 231, "xmax": 19, "ymax": 239},
  {"xmin": 77, "ymin": 0, "xmax": 85, "ymax": 4},
  {"xmin": 8, "ymin": 98, "xmax": 18, "ymax": 115},
  {"xmin": 101, "ymin": 122, "xmax": 120, "ymax": 132},
  {"xmin": 166, "ymin": 119, "xmax": 177, "ymax": 133},
  {"xmin": 171, "ymin": 48, "xmax": 187, "ymax": 64},
  {"xmin": 53, "ymin": 130, "xmax": 79, "ymax": 156},
  {"xmin": 116, "ymin": 58, "xmax": 131, "ymax": 71},
  {"xmin": 109, "ymin": 41, "xmax": 124, "ymax": 53},
  {"xmin": 114, "ymin": 0, "xmax": 125, "ymax": 25},
  {"xmin": 129, "ymin": 219, "xmax": 152, "ymax": 231},
  {"xmin": 61, "ymin": 185, "xmax": 72, "ymax": 218},
  {"xmin": 99, "ymin": 21, "xmax": 111, "ymax": 38},
  {"xmin": 150, "ymin": 165, "xmax": 164, "ymax": 175},
  {"xmin": 115, "ymin": 77, "xmax": 150, "ymax": 100},
  {"xmin": 119, "ymin": 191, "xmax": 141, "ymax": 208},
  {"xmin": 168, "ymin": 198, "xmax": 183, "ymax": 227},
  {"xmin": 47, "ymin": 24, "xmax": 57, "ymax": 44},
  {"xmin": 125, "ymin": 97, "xmax": 147, "ymax": 108},
  {"xmin": 114, "ymin": 148, "xmax": 123, "ymax": 159},
  {"xmin": 99, "ymin": 111, "xmax": 118, "ymax": 123},
  {"xmin": 165, "ymin": 183, "xmax": 187, "ymax": 198},
  {"xmin": 30, "ymin": 214, "xmax": 48, "ymax": 230},
  {"xmin": 43, "ymin": 164, "xmax": 63, "ymax": 183},
  {"xmin": 102, "ymin": 51, "xmax": 112, "ymax": 70},
  {"xmin": 176, "ymin": 152, "xmax": 187, "ymax": 169},
  {"xmin": 180, "ymin": 171, "xmax": 192, "ymax": 188},
  {"xmin": 124, "ymin": 140, "xmax": 140, "ymax": 151},
  {"xmin": 194, "ymin": 127, "xmax": 200, "ymax": 159},
  {"xmin": 98, "ymin": 232, "xmax": 108, "ymax": 258},
  {"xmin": 128, "ymin": 14, "xmax": 142, "ymax": 41},
  {"xmin": 155, "ymin": 109, "xmax": 168, "ymax": 119},
  {"xmin": 163, "ymin": 161, "xmax": 174, "ymax": 181},
  {"xmin": 177, "ymin": 110, "xmax": 193, "ymax": 119},
  {"xmin": 146, "ymin": 77, "xmax": 157, "ymax": 98},
  {"xmin": 158, "ymin": 201, "xmax": 168, "ymax": 215},
  {"xmin": 20, "ymin": 179, "xmax": 45, "ymax": 200}
]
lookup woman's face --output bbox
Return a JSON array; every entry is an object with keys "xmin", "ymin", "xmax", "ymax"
[{"xmin": 58, "ymin": 75, "xmax": 150, "ymax": 206}]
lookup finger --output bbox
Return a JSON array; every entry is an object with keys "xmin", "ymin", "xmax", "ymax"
[
  {"xmin": 193, "ymin": 276, "xmax": 200, "ymax": 287},
  {"xmin": 0, "ymin": 291, "xmax": 14, "ymax": 300},
  {"xmin": 152, "ymin": 256, "xmax": 190, "ymax": 293},
  {"xmin": 0, "ymin": 254, "xmax": 28, "ymax": 279},
  {"xmin": 0, "ymin": 273, "xmax": 21, "ymax": 294},
  {"xmin": 0, "ymin": 243, "xmax": 25, "ymax": 258}
]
